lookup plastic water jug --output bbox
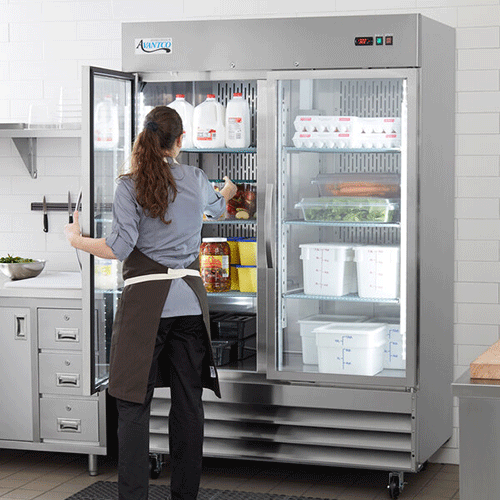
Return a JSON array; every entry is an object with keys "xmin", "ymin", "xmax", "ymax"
[
  {"xmin": 95, "ymin": 95, "xmax": 119, "ymax": 150},
  {"xmin": 225, "ymin": 93, "xmax": 251, "ymax": 148},
  {"xmin": 193, "ymin": 94, "xmax": 225, "ymax": 148},
  {"xmin": 168, "ymin": 94, "xmax": 194, "ymax": 148}
]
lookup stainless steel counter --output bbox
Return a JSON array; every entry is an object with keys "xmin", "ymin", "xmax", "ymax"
[
  {"xmin": 452, "ymin": 369, "xmax": 500, "ymax": 500},
  {"xmin": 0, "ymin": 271, "xmax": 82, "ymax": 299}
]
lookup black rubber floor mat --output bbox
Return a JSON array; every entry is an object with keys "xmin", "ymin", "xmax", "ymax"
[{"xmin": 65, "ymin": 481, "xmax": 337, "ymax": 500}]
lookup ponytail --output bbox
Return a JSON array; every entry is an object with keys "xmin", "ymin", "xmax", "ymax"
[{"xmin": 123, "ymin": 106, "xmax": 183, "ymax": 225}]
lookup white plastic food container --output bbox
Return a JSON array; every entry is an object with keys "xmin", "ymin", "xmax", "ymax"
[
  {"xmin": 298, "ymin": 314, "xmax": 368, "ymax": 365},
  {"xmin": 354, "ymin": 245, "xmax": 400, "ymax": 299},
  {"xmin": 299, "ymin": 243, "xmax": 357, "ymax": 297},
  {"xmin": 314, "ymin": 323, "xmax": 387, "ymax": 375},
  {"xmin": 370, "ymin": 317, "xmax": 405, "ymax": 369}
]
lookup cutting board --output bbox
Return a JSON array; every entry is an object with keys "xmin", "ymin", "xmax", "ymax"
[
  {"xmin": 470, "ymin": 340, "xmax": 500, "ymax": 379},
  {"xmin": 3, "ymin": 272, "xmax": 82, "ymax": 289}
]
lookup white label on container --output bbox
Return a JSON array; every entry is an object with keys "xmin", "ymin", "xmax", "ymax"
[
  {"xmin": 227, "ymin": 117, "xmax": 243, "ymax": 140},
  {"xmin": 196, "ymin": 128, "xmax": 217, "ymax": 141},
  {"xmin": 135, "ymin": 38, "xmax": 172, "ymax": 55}
]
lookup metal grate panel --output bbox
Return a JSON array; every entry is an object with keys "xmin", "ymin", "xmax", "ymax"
[
  {"xmin": 340, "ymin": 79, "xmax": 403, "ymax": 117},
  {"xmin": 338, "ymin": 226, "xmax": 401, "ymax": 245},
  {"xmin": 337, "ymin": 152, "xmax": 401, "ymax": 175}
]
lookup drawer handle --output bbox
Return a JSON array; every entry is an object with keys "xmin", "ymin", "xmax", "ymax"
[
  {"xmin": 15, "ymin": 315, "xmax": 27, "ymax": 340},
  {"xmin": 57, "ymin": 418, "xmax": 81, "ymax": 433},
  {"xmin": 55, "ymin": 328, "xmax": 79, "ymax": 342},
  {"xmin": 56, "ymin": 373, "xmax": 80, "ymax": 387}
]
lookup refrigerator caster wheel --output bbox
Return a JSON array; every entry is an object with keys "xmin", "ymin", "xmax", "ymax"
[
  {"xmin": 388, "ymin": 472, "xmax": 404, "ymax": 499},
  {"xmin": 149, "ymin": 454, "xmax": 162, "ymax": 479},
  {"xmin": 388, "ymin": 479, "xmax": 399, "ymax": 499}
]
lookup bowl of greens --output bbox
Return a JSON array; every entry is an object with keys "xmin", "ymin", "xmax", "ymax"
[{"xmin": 0, "ymin": 255, "xmax": 46, "ymax": 280}]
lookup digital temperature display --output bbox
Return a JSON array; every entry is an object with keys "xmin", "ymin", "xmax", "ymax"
[{"xmin": 355, "ymin": 36, "xmax": 374, "ymax": 46}]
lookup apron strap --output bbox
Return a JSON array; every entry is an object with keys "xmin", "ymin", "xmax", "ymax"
[{"xmin": 124, "ymin": 269, "xmax": 201, "ymax": 287}]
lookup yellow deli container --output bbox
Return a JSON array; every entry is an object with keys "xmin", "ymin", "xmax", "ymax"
[
  {"xmin": 238, "ymin": 238, "xmax": 256, "ymax": 266},
  {"xmin": 227, "ymin": 237, "xmax": 240, "ymax": 265},
  {"xmin": 235, "ymin": 265, "xmax": 257, "ymax": 293},
  {"xmin": 230, "ymin": 265, "xmax": 239, "ymax": 291}
]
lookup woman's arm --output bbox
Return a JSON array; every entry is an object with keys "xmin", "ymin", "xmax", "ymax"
[{"xmin": 64, "ymin": 210, "xmax": 117, "ymax": 260}]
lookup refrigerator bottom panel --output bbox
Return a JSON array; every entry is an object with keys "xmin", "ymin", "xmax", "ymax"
[
  {"xmin": 151, "ymin": 417, "xmax": 411, "ymax": 452},
  {"xmin": 151, "ymin": 400, "xmax": 412, "ymax": 434},
  {"xmin": 149, "ymin": 434, "xmax": 413, "ymax": 472},
  {"xmin": 150, "ymin": 394, "xmax": 417, "ymax": 471}
]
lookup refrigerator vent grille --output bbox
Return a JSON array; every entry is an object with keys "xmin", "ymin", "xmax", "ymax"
[
  {"xmin": 338, "ymin": 226, "xmax": 400, "ymax": 245},
  {"xmin": 337, "ymin": 153, "xmax": 401, "ymax": 174},
  {"xmin": 340, "ymin": 79, "xmax": 403, "ymax": 117},
  {"xmin": 216, "ymin": 152, "xmax": 256, "ymax": 181}
]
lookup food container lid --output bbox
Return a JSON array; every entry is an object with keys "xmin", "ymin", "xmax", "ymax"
[
  {"xmin": 202, "ymin": 237, "xmax": 227, "ymax": 242},
  {"xmin": 314, "ymin": 322, "xmax": 388, "ymax": 335},
  {"xmin": 294, "ymin": 197, "xmax": 399, "ymax": 209},
  {"xmin": 311, "ymin": 173, "xmax": 400, "ymax": 185}
]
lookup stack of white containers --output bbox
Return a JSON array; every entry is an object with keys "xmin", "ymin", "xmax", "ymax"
[{"xmin": 298, "ymin": 242, "xmax": 401, "ymax": 375}]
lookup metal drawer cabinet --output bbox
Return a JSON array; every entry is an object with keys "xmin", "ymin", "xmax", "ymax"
[
  {"xmin": 38, "ymin": 308, "xmax": 82, "ymax": 351},
  {"xmin": 39, "ymin": 353, "xmax": 83, "ymax": 395},
  {"xmin": 40, "ymin": 397, "xmax": 99, "ymax": 443}
]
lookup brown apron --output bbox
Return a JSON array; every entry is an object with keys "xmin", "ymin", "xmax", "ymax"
[{"xmin": 108, "ymin": 247, "xmax": 221, "ymax": 404}]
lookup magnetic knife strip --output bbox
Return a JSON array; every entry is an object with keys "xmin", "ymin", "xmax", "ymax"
[{"xmin": 31, "ymin": 202, "xmax": 113, "ymax": 212}]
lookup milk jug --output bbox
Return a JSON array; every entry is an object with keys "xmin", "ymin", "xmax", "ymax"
[
  {"xmin": 168, "ymin": 94, "xmax": 194, "ymax": 148},
  {"xmin": 225, "ymin": 93, "xmax": 251, "ymax": 148},
  {"xmin": 95, "ymin": 95, "xmax": 119, "ymax": 150},
  {"xmin": 193, "ymin": 94, "xmax": 225, "ymax": 148}
]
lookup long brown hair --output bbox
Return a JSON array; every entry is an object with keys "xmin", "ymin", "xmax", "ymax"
[{"xmin": 122, "ymin": 106, "xmax": 183, "ymax": 224}]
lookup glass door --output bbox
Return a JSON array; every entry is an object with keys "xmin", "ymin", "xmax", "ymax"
[
  {"xmin": 139, "ymin": 78, "xmax": 261, "ymax": 373},
  {"xmin": 266, "ymin": 69, "xmax": 418, "ymax": 389},
  {"xmin": 82, "ymin": 66, "xmax": 136, "ymax": 395}
]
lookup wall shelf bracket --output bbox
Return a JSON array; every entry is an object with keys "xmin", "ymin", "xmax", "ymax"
[{"xmin": 12, "ymin": 137, "xmax": 37, "ymax": 179}]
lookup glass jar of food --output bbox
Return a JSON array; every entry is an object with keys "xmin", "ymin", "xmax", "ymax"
[{"xmin": 200, "ymin": 237, "xmax": 231, "ymax": 292}]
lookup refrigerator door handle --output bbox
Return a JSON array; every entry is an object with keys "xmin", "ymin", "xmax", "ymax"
[{"xmin": 265, "ymin": 183, "xmax": 274, "ymax": 269}]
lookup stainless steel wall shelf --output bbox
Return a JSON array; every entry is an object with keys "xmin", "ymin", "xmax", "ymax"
[{"xmin": 0, "ymin": 126, "xmax": 81, "ymax": 179}]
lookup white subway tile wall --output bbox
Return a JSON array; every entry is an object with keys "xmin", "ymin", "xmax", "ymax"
[{"xmin": 1, "ymin": 0, "xmax": 499, "ymax": 466}]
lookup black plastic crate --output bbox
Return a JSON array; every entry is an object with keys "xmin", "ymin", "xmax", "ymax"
[
  {"xmin": 213, "ymin": 313, "xmax": 257, "ymax": 341},
  {"xmin": 209, "ymin": 312, "xmax": 230, "ymax": 339},
  {"xmin": 238, "ymin": 333, "xmax": 256, "ymax": 361},
  {"xmin": 211, "ymin": 339, "xmax": 239, "ymax": 366}
]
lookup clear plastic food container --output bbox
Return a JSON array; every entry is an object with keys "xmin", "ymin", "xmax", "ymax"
[
  {"xmin": 294, "ymin": 197, "xmax": 399, "ymax": 222},
  {"xmin": 311, "ymin": 173, "xmax": 400, "ymax": 198}
]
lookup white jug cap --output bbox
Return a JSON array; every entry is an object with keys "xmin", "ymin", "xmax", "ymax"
[
  {"xmin": 233, "ymin": 92, "xmax": 243, "ymax": 97},
  {"xmin": 175, "ymin": 94, "xmax": 185, "ymax": 98},
  {"xmin": 207, "ymin": 94, "xmax": 215, "ymax": 99}
]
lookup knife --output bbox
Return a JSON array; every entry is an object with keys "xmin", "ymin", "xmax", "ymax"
[
  {"xmin": 68, "ymin": 191, "xmax": 73, "ymax": 223},
  {"xmin": 42, "ymin": 196, "xmax": 48, "ymax": 232}
]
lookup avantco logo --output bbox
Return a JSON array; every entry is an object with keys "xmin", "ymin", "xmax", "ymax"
[{"xmin": 135, "ymin": 38, "xmax": 172, "ymax": 55}]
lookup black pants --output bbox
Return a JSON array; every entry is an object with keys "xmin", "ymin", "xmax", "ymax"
[{"xmin": 115, "ymin": 315, "xmax": 206, "ymax": 500}]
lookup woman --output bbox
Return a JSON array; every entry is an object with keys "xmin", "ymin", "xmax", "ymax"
[{"xmin": 65, "ymin": 105, "xmax": 237, "ymax": 500}]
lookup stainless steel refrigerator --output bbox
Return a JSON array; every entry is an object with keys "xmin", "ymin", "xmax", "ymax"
[{"xmin": 80, "ymin": 14, "xmax": 455, "ymax": 498}]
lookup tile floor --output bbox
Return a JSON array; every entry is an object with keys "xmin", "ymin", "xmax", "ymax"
[{"xmin": 0, "ymin": 448, "xmax": 459, "ymax": 500}]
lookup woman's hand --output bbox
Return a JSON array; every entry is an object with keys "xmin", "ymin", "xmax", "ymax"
[
  {"xmin": 220, "ymin": 176, "xmax": 238, "ymax": 202},
  {"xmin": 64, "ymin": 210, "xmax": 117, "ymax": 259},
  {"xmin": 64, "ymin": 210, "xmax": 82, "ymax": 248}
]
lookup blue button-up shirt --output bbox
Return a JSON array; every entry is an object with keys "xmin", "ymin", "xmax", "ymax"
[{"xmin": 106, "ymin": 161, "xmax": 225, "ymax": 317}]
